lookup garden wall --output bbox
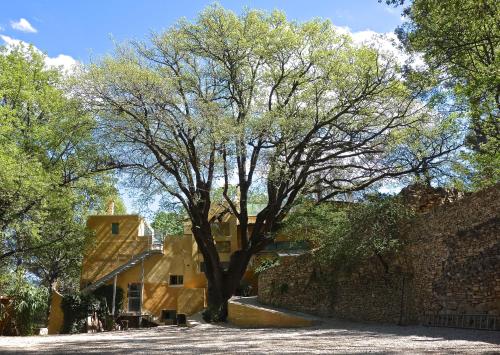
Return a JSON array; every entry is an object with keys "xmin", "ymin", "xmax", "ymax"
[{"xmin": 258, "ymin": 184, "xmax": 500, "ymax": 325}]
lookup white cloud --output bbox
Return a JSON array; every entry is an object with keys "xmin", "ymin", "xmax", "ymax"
[
  {"xmin": 0, "ymin": 34, "xmax": 23, "ymax": 47},
  {"xmin": 11, "ymin": 18, "xmax": 37, "ymax": 33},
  {"xmin": 333, "ymin": 25, "xmax": 426, "ymax": 70},
  {"xmin": 334, "ymin": 25, "xmax": 403, "ymax": 60},
  {"xmin": 1, "ymin": 35, "xmax": 78, "ymax": 73},
  {"xmin": 45, "ymin": 54, "xmax": 78, "ymax": 71}
]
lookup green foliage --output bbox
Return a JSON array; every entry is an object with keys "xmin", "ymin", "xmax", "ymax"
[
  {"xmin": 254, "ymin": 257, "xmax": 281, "ymax": 274},
  {"xmin": 80, "ymin": 4, "xmax": 462, "ymax": 320},
  {"xmin": 395, "ymin": 0, "xmax": 500, "ymax": 188},
  {"xmin": 151, "ymin": 211, "xmax": 185, "ymax": 239},
  {"xmin": 92, "ymin": 284, "xmax": 124, "ymax": 316},
  {"xmin": 0, "ymin": 44, "xmax": 120, "ymax": 293},
  {"xmin": 61, "ymin": 293, "xmax": 91, "ymax": 334},
  {"xmin": 4, "ymin": 270, "xmax": 48, "ymax": 335},
  {"xmin": 283, "ymin": 196, "xmax": 415, "ymax": 270},
  {"xmin": 60, "ymin": 286, "xmax": 120, "ymax": 334}
]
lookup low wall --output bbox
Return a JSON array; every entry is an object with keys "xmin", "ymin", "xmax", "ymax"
[
  {"xmin": 47, "ymin": 290, "xmax": 64, "ymax": 334},
  {"xmin": 228, "ymin": 296, "xmax": 316, "ymax": 328},
  {"xmin": 258, "ymin": 184, "xmax": 500, "ymax": 325}
]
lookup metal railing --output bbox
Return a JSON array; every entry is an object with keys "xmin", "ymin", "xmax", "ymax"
[
  {"xmin": 146, "ymin": 232, "xmax": 164, "ymax": 252},
  {"xmin": 424, "ymin": 314, "xmax": 499, "ymax": 331},
  {"xmin": 150, "ymin": 243, "xmax": 163, "ymax": 251},
  {"xmin": 82, "ymin": 246, "xmax": 163, "ymax": 293}
]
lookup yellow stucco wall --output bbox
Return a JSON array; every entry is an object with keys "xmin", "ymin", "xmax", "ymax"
[
  {"xmin": 177, "ymin": 288, "xmax": 206, "ymax": 315},
  {"xmin": 81, "ymin": 215, "xmax": 151, "ymax": 285},
  {"xmin": 99, "ymin": 232, "xmax": 207, "ymax": 318},
  {"xmin": 47, "ymin": 289, "xmax": 64, "ymax": 335},
  {"xmin": 227, "ymin": 298, "xmax": 314, "ymax": 328}
]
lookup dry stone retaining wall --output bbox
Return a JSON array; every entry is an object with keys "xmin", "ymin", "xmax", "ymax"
[{"xmin": 258, "ymin": 184, "xmax": 500, "ymax": 325}]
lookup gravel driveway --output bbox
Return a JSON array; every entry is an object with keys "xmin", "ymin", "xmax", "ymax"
[{"xmin": 0, "ymin": 318, "xmax": 498, "ymax": 354}]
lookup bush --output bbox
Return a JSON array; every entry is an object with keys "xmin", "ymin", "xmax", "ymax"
[
  {"xmin": 282, "ymin": 195, "xmax": 415, "ymax": 271},
  {"xmin": 61, "ymin": 293, "xmax": 89, "ymax": 334},
  {"xmin": 5, "ymin": 271, "xmax": 48, "ymax": 335},
  {"xmin": 61, "ymin": 285, "xmax": 123, "ymax": 334},
  {"xmin": 92, "ymin": 284, "xmax": 123, "ymax": 315}
]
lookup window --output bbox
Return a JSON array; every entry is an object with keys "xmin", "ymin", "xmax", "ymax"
[
  {"xmin": 111, "ymin": 223, "xmax": 119, "ymax": 235},
  {"xmin": 161, "ymin": 309, "xmax": 177, "ymax": 321},
  {"xmin": 127, "ymin": 283, "xmax": 141, "ymax": 312},
  {"xmin": 169, "ymin": 275, "xmax": 183, "ymax": 286},
  {"xmin": 216, "ymin": 241, "xmax": 231, "ymax": 253}
]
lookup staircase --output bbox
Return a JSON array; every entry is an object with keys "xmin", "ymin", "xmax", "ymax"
[{"xmin": 82, "ymin": 244, "xmax": 163, "ymax": 293}]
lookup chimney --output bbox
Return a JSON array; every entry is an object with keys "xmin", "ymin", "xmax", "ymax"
[{"xmin": 106, "ymin": 200, "xmax": 115, "ymax": 215}]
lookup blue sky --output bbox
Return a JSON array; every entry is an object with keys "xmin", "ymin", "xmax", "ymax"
[
  {"xmin": 1, "ymin": 1, "xmax": 403, "ymax": 62},
  {"xmin": 1, "ymin": 1, "xmax": 404, "ymax": 215}
]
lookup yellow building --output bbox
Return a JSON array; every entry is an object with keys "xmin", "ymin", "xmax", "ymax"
[
  {"xmin": 80, "ymin": 212, "xmax": 207, "ymax": 325},
  {"xmin": 48, "ymin": 203, "xmax": 306, "ymax": 333}
]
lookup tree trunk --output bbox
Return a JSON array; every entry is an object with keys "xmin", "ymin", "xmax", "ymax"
[
  {"xmin": 191, "ymin": 219, "xmax": 228, "ymax": 322},
  {"xmin": 203, "ymin": 277, "xmax": 229, "ymax": 322},
  {"xmin": 203, "ymin": 248, "xmax": 254, "ymax": 322},
  {"xmin": 191, "ymin": 204, "xmax": 262, "ymax": 322}
]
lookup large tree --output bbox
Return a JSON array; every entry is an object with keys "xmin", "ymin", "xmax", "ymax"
[
  {"xmin": 81, "ymin": 6, "xmax": 457, "ymax": 320},
  {"xmin": 0, "ymin": 45, "xmax": 127, "ymax": 330},
  {"xmin": 0, "ymin": 45, "xmax": 118, "ymax": 272}
]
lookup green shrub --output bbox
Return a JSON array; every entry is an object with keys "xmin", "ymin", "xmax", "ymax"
[
  {"xmin": 61, "ymin": 285, "xmax": 123, "ymax": 334},
  {"xmin": 282, "ymin": 195, "xmax": 415, "ymax": 271},
  {"xmin": 5, "ymin": 271, "xmax": 48, "ymax": 335},
  {"xmin": 92, "ymin": 284, "xmax": 123, "ymax": 315},
  {"xmin": 61, "ymin": 293, "xmax": 88, "ymax": 334}
]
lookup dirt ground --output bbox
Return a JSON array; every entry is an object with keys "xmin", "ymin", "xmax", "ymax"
[{"xmin": 0, "ymin": 318, "xmax": 498, "ymax": 354}]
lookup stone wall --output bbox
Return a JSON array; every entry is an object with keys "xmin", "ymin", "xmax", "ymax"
[{"xmin": 258, "ymin": 184, "xmax": 500, "ymax": 325}]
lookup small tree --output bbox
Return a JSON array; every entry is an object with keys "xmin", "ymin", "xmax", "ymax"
[
  {"xmin": 81, "ymin": 6, "xmax": 457, "ymax": 320},
  {"xmin": 151, "ymin": 211, "xmax": 185, "ymax": 239}
]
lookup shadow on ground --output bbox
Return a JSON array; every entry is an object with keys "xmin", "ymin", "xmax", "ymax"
[{"xmin": 0, "ymin": 318, "xmax": 498, "ymax": 354}]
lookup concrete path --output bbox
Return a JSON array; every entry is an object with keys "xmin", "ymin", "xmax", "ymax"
[{"xmin": 0, "ymin": 317, "xmax": 498, "ymax": 354}]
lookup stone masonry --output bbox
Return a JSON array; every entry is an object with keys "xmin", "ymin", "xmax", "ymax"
[{"xmin": 258, "ymin": 184, "xmax": 500, "ymax": 325}]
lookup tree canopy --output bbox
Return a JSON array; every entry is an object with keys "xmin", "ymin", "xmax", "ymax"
[
  {"xmin": 151, "ymin": 211, "xmax": 185, "ymax": 239},
  {"xmin": 78, "ymin": 5, "xmax": 457, "ymax": 320},
  {"xmin": 389, "ymin": 0, "xmax": 499, "ymax": 187},
  {"xmin": 0, "ymin": 45, "xmax": 120, "ymax": 307},
  {"xmin": 282, "ymin": 194, "xmax": 414, "ymax": 272}
]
